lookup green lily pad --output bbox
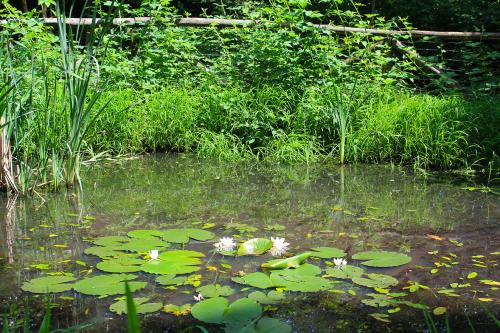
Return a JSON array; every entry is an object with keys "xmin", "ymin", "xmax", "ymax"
[
  {"xmin": 92, "ymin": 236, "xmax": 130, "ymax": 247},
  {"xmin": 261, "ymin": 252, "xmax": 311, "ymax": 269},
  {"xmin": 110, "ymin": 297, "xmax": 162, "ymax": 314},
  {"xmin": 196, "ymin": 284, "xmax": 235, "ymax": 298},
  {"xmin": 141, "ymin": 250, "xmax": 204, "ymax": 275},
  {"xmin": 120, "ymin": 239, "xmax": 169, "ymax": 253},
  {"xmin": 127, "ymin": 230, "xmax": 163, "ymax": 239},
  {"xmin": 270, "ymin": 273, "xmax": 332, "ymax": 292},
  {"xmin": 324, "ymin": 265, "xmax": 365, "ymax": 279},
  {"xmin": 84, "ymin": 246, "xmax": 125, "ymax": 259},
  {"xmin": 191, "ymin": 297, "xmax": 229, "ymax": 324},
  {"xmin": 310, "ymin": 247, "xmax": 346, "ymax": 259},
  {"xmin": 361, "ymin": 294, "xmax": 398, "ymax": 308},
  {"xmin": 163, "ymin": 304, "xmax": 192, "ymax": 315},
  {"xmin": 232, "ymin": 272, "xmax": 275, "ymax": 289},
  {"xmin": 73, "ymin": 274, "xmax": 146, "ymax": 296},
  {"xmin": 248, "ymin": 291, "xmax": 285, "ymax": 305},
  {"xmin": 352, "ymin": 273, "xmax": 399, "ymax": 289},
  {"xmin": 155, "ymin": 274, "xmax": 188, "ymax": 286},
  {"xmin": 160, "ymin": 228, "xmax": 215, "ymax": 244},
  {"xmin": 21, "ymin": 276, "xmax": 76, "ymax": 294},
  {"xmin": 96, "ymin": 257, "xmax": 145, "ymax": 273},
  {"xmin": 237, "ymin": 238, "xmax": 273, "ymax": 256},
  {"xmin": 224, "ymin": 298, "xmax": 262, "ymax": 327},
  {"xmin": 252, "ymin": 317, "xmax": 292, "ymax": 333},
  {"xmin": 352, "ymin": 251, "xmax": 412, "ymax": 267}
]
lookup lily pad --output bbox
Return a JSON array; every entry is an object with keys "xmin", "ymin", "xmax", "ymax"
[
  {"xmin": 248, "ymin": 291, "xmax": 285, "ymax": 305},
  {"xmin": 84, "ymin": 246, "xmax": 125, "ymax": 259},
  {"xmin": 141, "ymin": 250, "xmax": 204, "ymax": 275},
  {"xmin": 92, "ymin": 236, "xmax": 130, "ymax": 247},
  {"xmin": 163, "ymin": 304, "xmax": 192, "ymax": 316},
  {"xmin": 352, "ymin": 251, "xmax": 411, "ymax": 268},
  {"xmin": 261, "ymin": 252, "xmax": 311, "ymax": 269},
  {"xmin": 110, "ymin": 297, "xmax": 162, "ymax": 315},
  {"xmin": 232, "ymin": 272, "xmax": 275, "ymax": 289},
  {"xmin": 73, "ymin": 274, "xmax": 146, "ymax": 296},
  {"xmin": 155, "ymin": 274, "xmax": 188, "ymax": 286},
  {"xmin": 196, "ymin": 284, "xmax": 235, "ymax": 298},
  {"xmin": 324, "ymin": 265, "xmax": 365, "ymax": 279},
  {"xmin": 237, "ymin": 238, "xmax": 273, "ymax": 256},
  {"xmin": 128, "ymin": 230, "xmax": 163, "ymax": 239},
  {"xmin": 310, "ymin": 247, "xmax": 346, "ymax": 259},
  {"xmin": 22, "ymin": 276, "xmax": 76, "ymax": 294},
  {"xmin": 120, "ymin": 239, "xmax": 169, "ymax": 253},
  {"xmin": 252, "ymin": 317, "xmax": 292, "ymax": 333},
  {"xmin": 191, "ymin": 297, "xmax": 229, "ymax": 324},
  {"xmin": 96, "ymin": 257, "xmax": 145, "ymax": 273},
  {"xmin": 224, "ymin": 298, "xmax": 262, "ymax": 328},
  {"xmin": 270, "ymin": 273, "xmax": 332, "ymax": 292},
  {"xmin": 352, "ymin": 273, "xmax": 399, "ymax": 289},
  {"xmin": 160, "ymin": 229, "xmax": 215, "ymax": 244}
]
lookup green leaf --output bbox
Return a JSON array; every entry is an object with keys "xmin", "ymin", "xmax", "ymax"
[
  {"xmin": 84, "ymin": 246, "xmax": 126, "ymax": 259},
  {"xmin": 127, "ymin": 230, "xmax": 163, "ymax": 239},
  {"xmin": 125, "ymin": 282, "xmax": 140, "ymax": 333},
  {"xmin": 141, "ymin": 250, "xmax": 204, "ymax": 275},
  {"xmin": 97, "ymin": 257, "xmax": 145, "ymax": 273},
  {"xmin": 248, "ymin": 291, "xmax": 285, "ymax": 305},
  {"xmin": 237, "ymin": 238, "xmax": 273, "ymax": 256},
  {"xmin": 324, "ymin": 265, "xmax": 365, "ymax": 279},
  {"xmin": 310, "ymin": 247, "xmax": 346, "ymax": 259},
  {"xmin": 110, "ymin": 297, "xmax": 162, "ymax": 315},
  {"xmin": 252, "ymin": 317, "xmax": 292, "ymax": 333},
  {"xmin": 160, "ymin": 229, "xmax": 214, "ymax": 244},
  {"xmin": 191, "ymin": 297, "xmax": 229, "ymax": 324},
  {"xmin": 155, "ymin": 275, "xmax": 187, "ymax": 286},
  {"xmin": 196, "ymin": 284, "xmax": 234, "ymax": 298},
  {"xmin": 261, "ymin": 252, "xmax": 311, "ymax": 269},
  {"xmin": 352, "ymin": 251, "xmax": 412, "ymax": 267},
  {"xmin": 467, "ymin": 272, "xmax": 478, "ymax": 279},
  {"xmin": 232, "ymin": 272, "xmax": 275, "ymax": 289},
  {"xmin": 352, "ymin": 274, "xmax": 399, "ymax": 289},
  {"xmin": 270, "ymin": 273, "xmax": 332, "ymax": 292},
  {"xmin": 163, "ymin": 304, "xmax": 191, "ymax": 315},
  {"xmin": 73, "ymin": 274, "xmax": 146, "ymax": 297},
  {"xmin": 120, "ymin": 239, "xmax": 169, "ymax": 253},
  {"xmin": 21, "ymin": 276, "xmax": 76, "ymax": 294},
  {"xmin": 92, "ymin": 236, "xmax": 130, "ymax": 247},
  {"xmin": 223, "ymin": 298, "xmax": 262, "ymax": 327},
  {"xmin": 433, "ymin": 307, "xmax": 447, "ymax": 316}
]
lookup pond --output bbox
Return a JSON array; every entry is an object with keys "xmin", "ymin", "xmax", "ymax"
[{"xmin": 0, "ymin": 155, "xmax": 498, "ymax": 332}]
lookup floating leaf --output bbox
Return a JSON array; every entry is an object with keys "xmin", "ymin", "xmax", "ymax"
[
  {"xmin": 84, "ymin": 246, "xmax": 125, "ymax": 259},
  {"xmin": 22, "ymin": 276, "xmax": 76, "ymax": 294},
  {"xmin": 163, "ymin": 304, "xmax": 191, "ymax": 316},
  {"xmin": 270, "ymin": 266, "xmax": 332, "ymax": 292},
  {"xmin": 232, "ymin": 272, "xmax": 275, "ymax": 289},
  {"xmin": 310, "ymin": 247, "xmax": 346, "ymax": 259},
  {"xmin": 237, "ymin": 238, "xmax": 273, "ymax": 256},
  {"xmin": 248, "ymin": 291, "xmax": 285, "ymax": 305},
  {"xmin": 128, "ymin": 230, "xmax": 163, "ymax": 239},
  {"xmin": 196, "ymin": 284, "xmax": 234, "ymax": 298},
  {"xmin": 352, "ymin": 274, "xmax": 399, "ymax": 289},
  {"xmin": 155, "ymin": 275, "xmax": 187, "ymax": 286},
  {"xmin": 467, "ymin": 272, "xmax": 478, "ymax": 279},
  {"xmin": 160, "ymin": 229, "xmax": 215, "ymax": 244},
  {"xmin": 261, "ymin": 252, "xmax": 311, "ymax": 269},
  {"xmin": 92, "ymin": 236, "xmax": 130, "ymax": 247},
  {"xmin": 224, "ymin": 298, "xmax": 262, "ymax": 327},
  {"xmin": 251, "ymin": 317, "xmax": 292, "ymax": 333},
  {"xmin": 369, "ymin": 313, "xmax": 391, "ymax": 323},
  {"xmin": 141, "ymin": 250, "xmax": 204, "ymax": 275},
  {"xmin": 433, "ymin": 307, "xmax": 447, "ymax": 316},
  {"xmin": 191, "ymin": 297, "xmax": 228, "ymax": 324},
  {"xmin": 352, "ymin": 251, "xmax": 411, "ymax": 267},
  {"xmin": 479, "ymin": 280, "xmax": 500, "ymax": 286},
  {"xmin": 120, "ymin": 239, "xmax": 169, "ymax": 253},
  {"xmin": 96, "ymin": 257, "xmax": 145, "ymax": 273},
  {"xmin": 324, "ymin": 265, "xmax": 364, "ymax": 279},
  {"xmin": 110, "ymin": 297, "xmax": 162, "ymax": 315},
  {"xmin": 73, "ymin": 274, "xmax": 146, "ymax": 296},
  {"xmin": 361, "ymin": 294, "xmax": 398, "ymax": 308}
]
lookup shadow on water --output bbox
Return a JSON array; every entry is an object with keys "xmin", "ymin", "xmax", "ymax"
[{"xmin": 0, "ymin": 155, "xmax": 498, "ymax": 332}]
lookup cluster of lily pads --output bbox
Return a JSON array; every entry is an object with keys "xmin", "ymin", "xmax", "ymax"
[{"xmin": 21, "ymin": 228, "xmax": 416, "ymax": 331}]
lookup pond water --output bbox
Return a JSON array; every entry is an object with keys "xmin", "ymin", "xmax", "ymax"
[{"xmin": 0, "ymin": 155, "xmax": 498, "ymax": 332}]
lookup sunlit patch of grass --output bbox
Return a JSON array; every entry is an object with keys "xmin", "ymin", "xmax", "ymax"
[{"xmin": 264, "ymin": 133, "xmax": 322, "ymax": 164}]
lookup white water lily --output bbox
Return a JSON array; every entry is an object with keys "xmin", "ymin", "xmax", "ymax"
[
  {"xmin": 333, "ymin": 257, "xmax": 347, "ymax": 268},
  {"xmin": 193, "ymin": 293, "xmax": 204, "ymax": 302},
  {"xmin": 214, "ymin": 237, "xmax": 236, "ymax": 253},
  {"xmin": 269, "ymin": 237, "xmax": 290, "ymax": 257},
  {"xmin": 149, "ymin": 249, "xmax": 159, "ymax": 260}
]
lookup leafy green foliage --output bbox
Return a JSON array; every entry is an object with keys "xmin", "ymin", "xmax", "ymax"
[
  {"xmin": 352, "ymin": 273, "xmax": 399, "ymax": 289},
  {"xmin": 141, "ymin": 250, "xmax": 204, "ymax": 275},
  {"xmin": 248, "ymin": 291, "xmax": 286, "ymax": 305},
  {"xmin": 309, "ymin": 247, "xmax": 346, "ymax": 259},
  {"xmin": 352, "ymin": 251, "xmax": 412, "ymax": 267},
  {"xmin": 196, "ymin": 284, "xmax": 235, "ymax": 298},
  {"xmin": 21, "ymin": 276, "xmax": 76, "ymax": 294},
  {"xmin": 73, "ymin": 274, "xmax": 146, "ymax": 297},
  {"xmin": 324, "ymin": 265, "xmax": 365, "ymax": 279},
  {"xmin": 97, "ymin": 257, "xmax": 145, "ymax": 273}
]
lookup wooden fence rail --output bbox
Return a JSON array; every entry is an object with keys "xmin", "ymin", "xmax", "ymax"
[{"xmin": 1, "ymin": 17, "xmax": 499, "ymax": 40}]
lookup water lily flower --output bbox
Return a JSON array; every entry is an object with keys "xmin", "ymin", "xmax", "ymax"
[
  {"xmin": 193, "ymin": 293, "xmax": 204, "ymax": 302},
  {"xmin": 269, "ymin": 237, "xmax": 290, "ymax": 257},
  {"xmin": 149, "ymin": 250, "xmax": 159, "ymax": 260},
  {"xmin": 214, "ymin": 237, "xmax": 236, "ymax": 253},
  {"xmin": 333, "ymin": 257, "xmax": 347, "ymax": 268}
]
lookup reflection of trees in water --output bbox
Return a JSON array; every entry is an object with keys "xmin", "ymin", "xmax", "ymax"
[{"xmin": 2, "ymin": 195, "xmax": 18, "ymax": 264}]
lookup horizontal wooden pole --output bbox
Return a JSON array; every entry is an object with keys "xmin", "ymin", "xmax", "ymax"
[{"xmin": 1, "ymin": 17, "xmax": 499, "ymax": 40}]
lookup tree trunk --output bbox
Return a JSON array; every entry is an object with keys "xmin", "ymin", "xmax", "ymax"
[{"xmin": 20, "ymin": 0, "xmax": 29, "ymax": 13}]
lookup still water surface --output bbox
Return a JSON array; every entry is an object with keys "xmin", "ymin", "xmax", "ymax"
[{"xmin": 0, "ymin": 155, "xmax": 498, "ymax": 332}]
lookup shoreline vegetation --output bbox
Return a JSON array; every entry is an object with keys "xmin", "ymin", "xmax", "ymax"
[{"xmin": 0, "ymin": 1, "xmax": 499, "ymax": 193}]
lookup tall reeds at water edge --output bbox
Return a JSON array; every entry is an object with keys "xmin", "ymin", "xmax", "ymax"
[{"xmin": 0, "ymin": 0, "xmax": 117, "ymax": 194}]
